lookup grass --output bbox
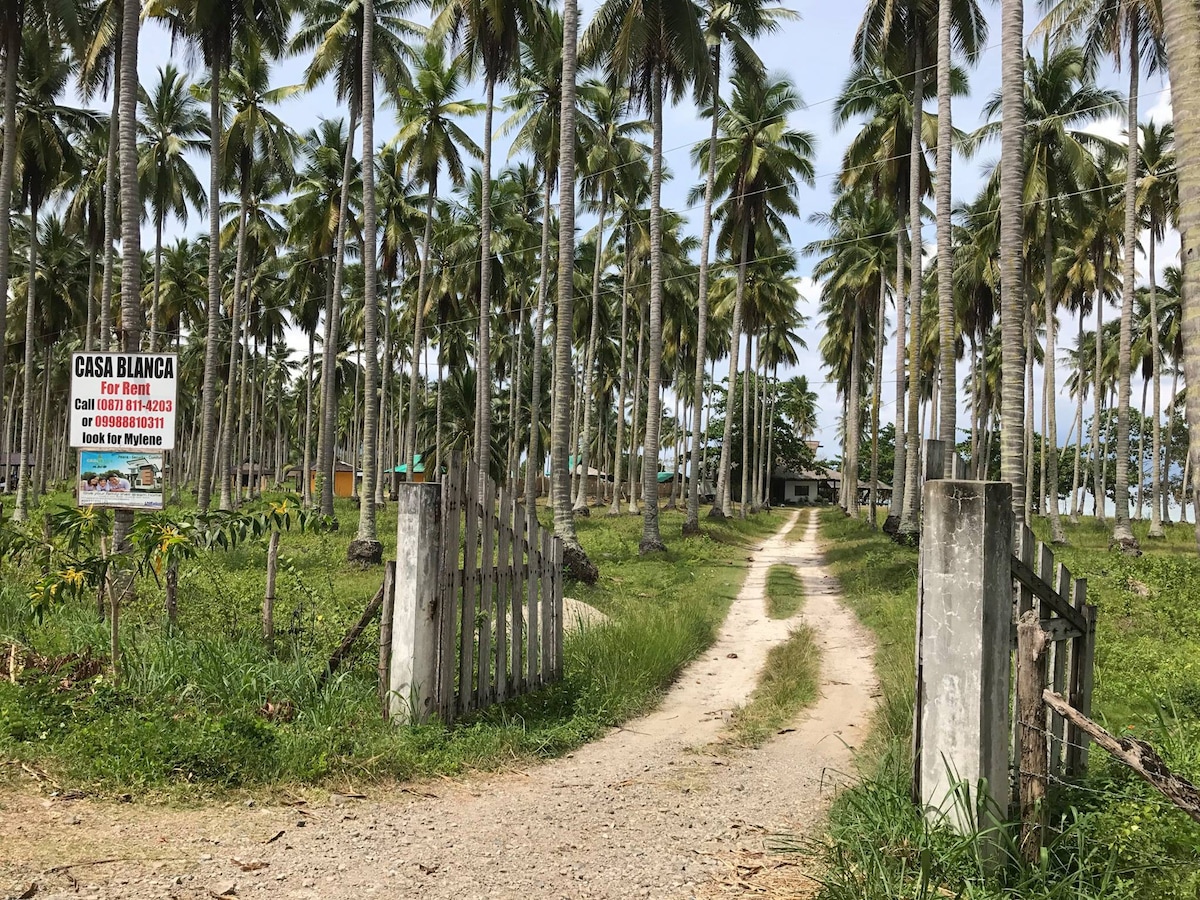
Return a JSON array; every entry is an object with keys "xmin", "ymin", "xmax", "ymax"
[
  {"xmin": 0, "ymin": 492, "xmax": 783, "ymax": 796},
  {"xmin": 766, "ymin": 564, "xmax": 807, "ymax": 619},
  {"xmin": 806, "ymin": 508, "xmax": 1200, "ymax": 900},
  {"xmin": 728, "ymin": 623, "xmax": 819, "ymax": 747}
]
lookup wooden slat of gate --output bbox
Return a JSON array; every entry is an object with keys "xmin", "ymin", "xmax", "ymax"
[
  {"xmin": 553, "ymin": 536, "xmax": 564, "ymax": 680},
  {"xmin": 1049, "ymin": 562, "xmax": 1072, "ymax": 776},
  {"xmin": 540, "ymin": 527, "xmax": 553, "ymax": 687},
  {"xmin": 439, "ymin": 453, "xmax": 463, "ymax": 723},
  {"xmin": 495, "ymin": 489, "xmax": 511, "ymax": 703},
  {"xmin": 460, "ymin": 462, "xmax": 479, "ymax": 714},
  {"xmin": 1011, "ymin": 524, "xmax": 1036, "ymax": 812},
  {"xmin": 478, "ymin": 478, "xmax": 496, "ymax": 708},
  {"xmin": 526, "ymin": 507, "xmax": 540, "ymax": 689},
  {"xmin": 511, "ymin": 503, "xmax": 526, "ymax": 694},
  {"xmin": 1066, "ymin": 578, "xmax": 1094, "ymax": 775}
]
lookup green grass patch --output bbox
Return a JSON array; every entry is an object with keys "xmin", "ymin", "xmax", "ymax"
[
  {"xmin": 727, "ymin": 623, "xmax": 819, "ymax": 747},
  {"xmin": 807, "ymin": 509, "xmax": 1200, "ymax": 900},
  {"xmin": 766, "ymin": 564, "xmax": 806, "ymax": 619},
  {"xmin": 0, "ymin": 495, "xmax": 783, "ymax": 795}
]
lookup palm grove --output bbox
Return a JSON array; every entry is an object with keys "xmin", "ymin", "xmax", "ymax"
[{"xmin": 2, "ymin": 0, "xmax": 1200, "ymax": 579}]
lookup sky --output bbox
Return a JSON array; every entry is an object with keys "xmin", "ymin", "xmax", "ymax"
[{"xmin": 102, "ymin": 2, "xmax": 1181, "ymax": 512}]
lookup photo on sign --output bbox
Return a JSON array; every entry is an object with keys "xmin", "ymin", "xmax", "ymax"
[{"xmin": 77, "ymin": 450, "xmax": 164, "ymax": 510}]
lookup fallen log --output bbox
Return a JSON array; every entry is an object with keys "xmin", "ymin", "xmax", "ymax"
[{"xmin": 1043, "ymin": 690, "xmax": 1200, "ymax": 824}]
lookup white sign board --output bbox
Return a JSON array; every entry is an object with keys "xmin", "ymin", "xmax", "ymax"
[{"xmin": 70, "ymin": 352, "xmax": 178, "ymax": 451}]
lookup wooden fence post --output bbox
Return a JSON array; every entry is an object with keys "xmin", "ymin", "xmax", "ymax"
[
  {"xmin": 918, "ymin": 479, "xmax": 1013, "ymax": 844},
  {"xmin": 1017, "ymin": 609, "xmax": 1050, "ymax": 862},
  {"xmin": 388, "ymin": 483, "xmax": 442, "ymax": 724},
  {"xmin": 378, "ymin": 561, "xmax": 396, "ymax": 718}
]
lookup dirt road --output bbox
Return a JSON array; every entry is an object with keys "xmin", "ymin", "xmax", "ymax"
[{"xmin": 1, "ymin": 509, "xmax": 876, "ymax": 900}]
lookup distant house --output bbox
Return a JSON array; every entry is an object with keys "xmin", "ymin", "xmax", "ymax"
[
  {"xmin": 284, "ymin": 460, "xmax": 356, "ymax": 497},
  {"xmin": 235, "ymin": 462, "xmax": 276, "ymax": 492},
  {"xmin": 770, "ymin": 466, "xmax": 892, "ymax": 506},
  {"xmin": 393, "ymin": 453, "xmax": 427, "ymax": 484}
]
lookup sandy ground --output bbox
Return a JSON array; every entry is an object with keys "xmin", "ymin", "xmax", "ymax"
[{"xmin": 0, "ymin": 509, "xmax": 877, "ymax": 900}]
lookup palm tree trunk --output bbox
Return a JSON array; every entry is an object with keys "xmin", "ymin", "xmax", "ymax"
[
  {"xmin": 1112, "ymin": 21, "xmax": 1141, "ymax": 551},
  {"xmin": 1043, "ymin": 219, "xmax": 1065, "ymax": 543},
  {"xmin": 1024, "ymin": 302, "xmax": 1036, "ymax": 523},
  {"xmin": 1163, "ymin": 367, "xmax": 1178, "ymax": 525},
  {"xmin": 0, "ymin": 24, "xmax": 20, "ymax": 451},
  {"xmin": 847, "ymin": 301, "xmax": 863, "ymax": 519},
  {"xmin": 197, "ymin": 65, "xmax": 222, "ymax": 511},
  {"xmin": 641, "ymin": 65, "xmax": 668, "ymax": 556},
  {"xmin": 476, "ymin": 76, "xmax": 496, "ymax": 490},
  {"xmin": 609, "ymin": 230, "xmax": 631, "ymax": 516},
  {"xmin": 150, "ymin": 214, "xmax": 164, "ymax": 351},
  {"xmin": 319, "ymin": 108, "xmax": 359, "ymax": 516},
  {"xmin": 551, "ymin": 0, "xmax": 595, "ymax": 581},
  {"xmin": 1092, "ymin": 282, "xmax": 1105, "ymax": 521},
  {"xmin": 999, "ymin": 0, "xmax": 1027, "ymax": 522},
  {"xmin": 405, "ymin": 175, "xmax": 436, "ymax": 492},
  {"xmin": 575, "ymin": 189, "xmax": 608, "ymax": 512},
  {"xmin": 713, "ymin": 225, "xmax": 748, "ymax": 520},
  {"xmin": 525, "ymin": 182, "xmax": 553, "ymax": 511},
  {"xmin": 111, "ymin": 0, "xmax": 142, "ymax": 682},
  {"xmin": 1135, "ymin": 375, "xmax": 1148, "ymax": 520},
  {"xmin": 686, "ymin": 45, "xmax": 721, "ymax": 535},
  {"xmin": 376, "ymin": 281, "xmax": 391, "ymax": 506},
  {"xmin": 1148, "ymin": 234, "xmax": 1164, "ymax": 537},
  {"xmin": 739, "ymin": 331, "xmax": 751, "ymax": 519},
  {"xmin": 13, "ymin": 196, "xmax": 39, "ymax": 522},
  {"xmin": 219, "ymin": 179, "xmax": 252, "ymax": 511},
  {"xmin": 935, "ymin": 0, "xmax": 956, "ymax": 472},
  {"xmin": 85, "ymin": 247, "xmax": 97, "ymax": 353},
  {"xmin": 1069, "ymin": 380, "xmax": 1083, "ymax": 524},
  {"xmin": 303, "ymin": 330, "xmax": 315, "ymax": 505},
  {"xmin": 35, "ymin": 346, "xmax": 51, "ymax": 501},
  {"xmin": 354, "ymin": 0, "xmax": 381, "ymax": 559},
  {"xmin": 898, "ymin": 41, "xmax": 926, "ymax": 538},
  {"xmin": 885, "ymin": 224, "xmax": 907, "ymax": 531},
  {"xmin": 629, "ymin": 296, "xmax": 645, "ymax": 515},
  {"xmin": 870, "ymin": 280, "xmax": 886, "ymax": 528}
]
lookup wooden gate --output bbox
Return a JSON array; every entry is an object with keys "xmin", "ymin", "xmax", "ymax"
[
  {"xmin": 433, "ymin": 451, "xmax": 564, "ymax": 723},
  {"xmin": 1011, "ymin": 523, "xmax": 1097, "ymax": 783}
]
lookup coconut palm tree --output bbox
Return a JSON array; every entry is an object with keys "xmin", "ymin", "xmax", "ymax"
[
  {"xmin": 583, "ymin": 0, "xmax": 712, "ymax": 553},
  {"xmin": 934, "ymin": 0, "xmax": 987, "ymax": 475},
  {"xmin": 291, "ymin": 0, "xmax": 422, "ymax": 521},
  {"xmin": 138, "ymin": 64, "xmax": 208, "ymax": 353},
  {"xmin": 1038, "ymin": 0, "xmax": 1167, "ymax": 551},
  {"xmin": 684, "ymin": 0, "xmax": 797, "ymax": 533},
  {"xmin": 978, "ymin": 41, "xmax": 1120, "ymax": 542},
  {"xmin": 213, "ymin": 43, "xmax": 299, "ymax": 511},
  {"xmin": 434, "ymin": 0, "xmax": 543, "ymax": 495},
  {"xmin": 706, "ymin": 70, "xmax": 815, "ymax": 519},
  {"xmin": 149, "ymin": 0, "xmax": 290, "ymax": 511},
  {"xmin": 0, "ymin": 0, "xmax": 84, "ymax": 492},
  {"xmin": 855, "ymin": 0, "xmax": 984, "ymax": 536},
  {"xmin": 62, "ymin": 118, "xmax": 110, "ymax": 353},
  {"xmin": 1136, "ymin": 121, "xmax": 1176, "ymax": 537},
  {"xmin": 392, "ymin": 41, "xmax": 482, "ymax": 491},
  {"xmin": 834, "ymin": 54, "xmax": 963, "ymax": 529},
  {"xmin": 12, "ymin": 32, "xmax": 93, "ymax": 522},
  {"xmin": 549, "ymin": 0, "xmax": 598, "ymax": 580}
]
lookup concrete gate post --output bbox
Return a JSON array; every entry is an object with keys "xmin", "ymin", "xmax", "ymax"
[
  {"xmin": 918, "ymin": 479, "xmax": 1013, "ymax": 837},
  {"xmin": 388, "ymin": 482, "xmax": 442, "ymax": 723}
]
